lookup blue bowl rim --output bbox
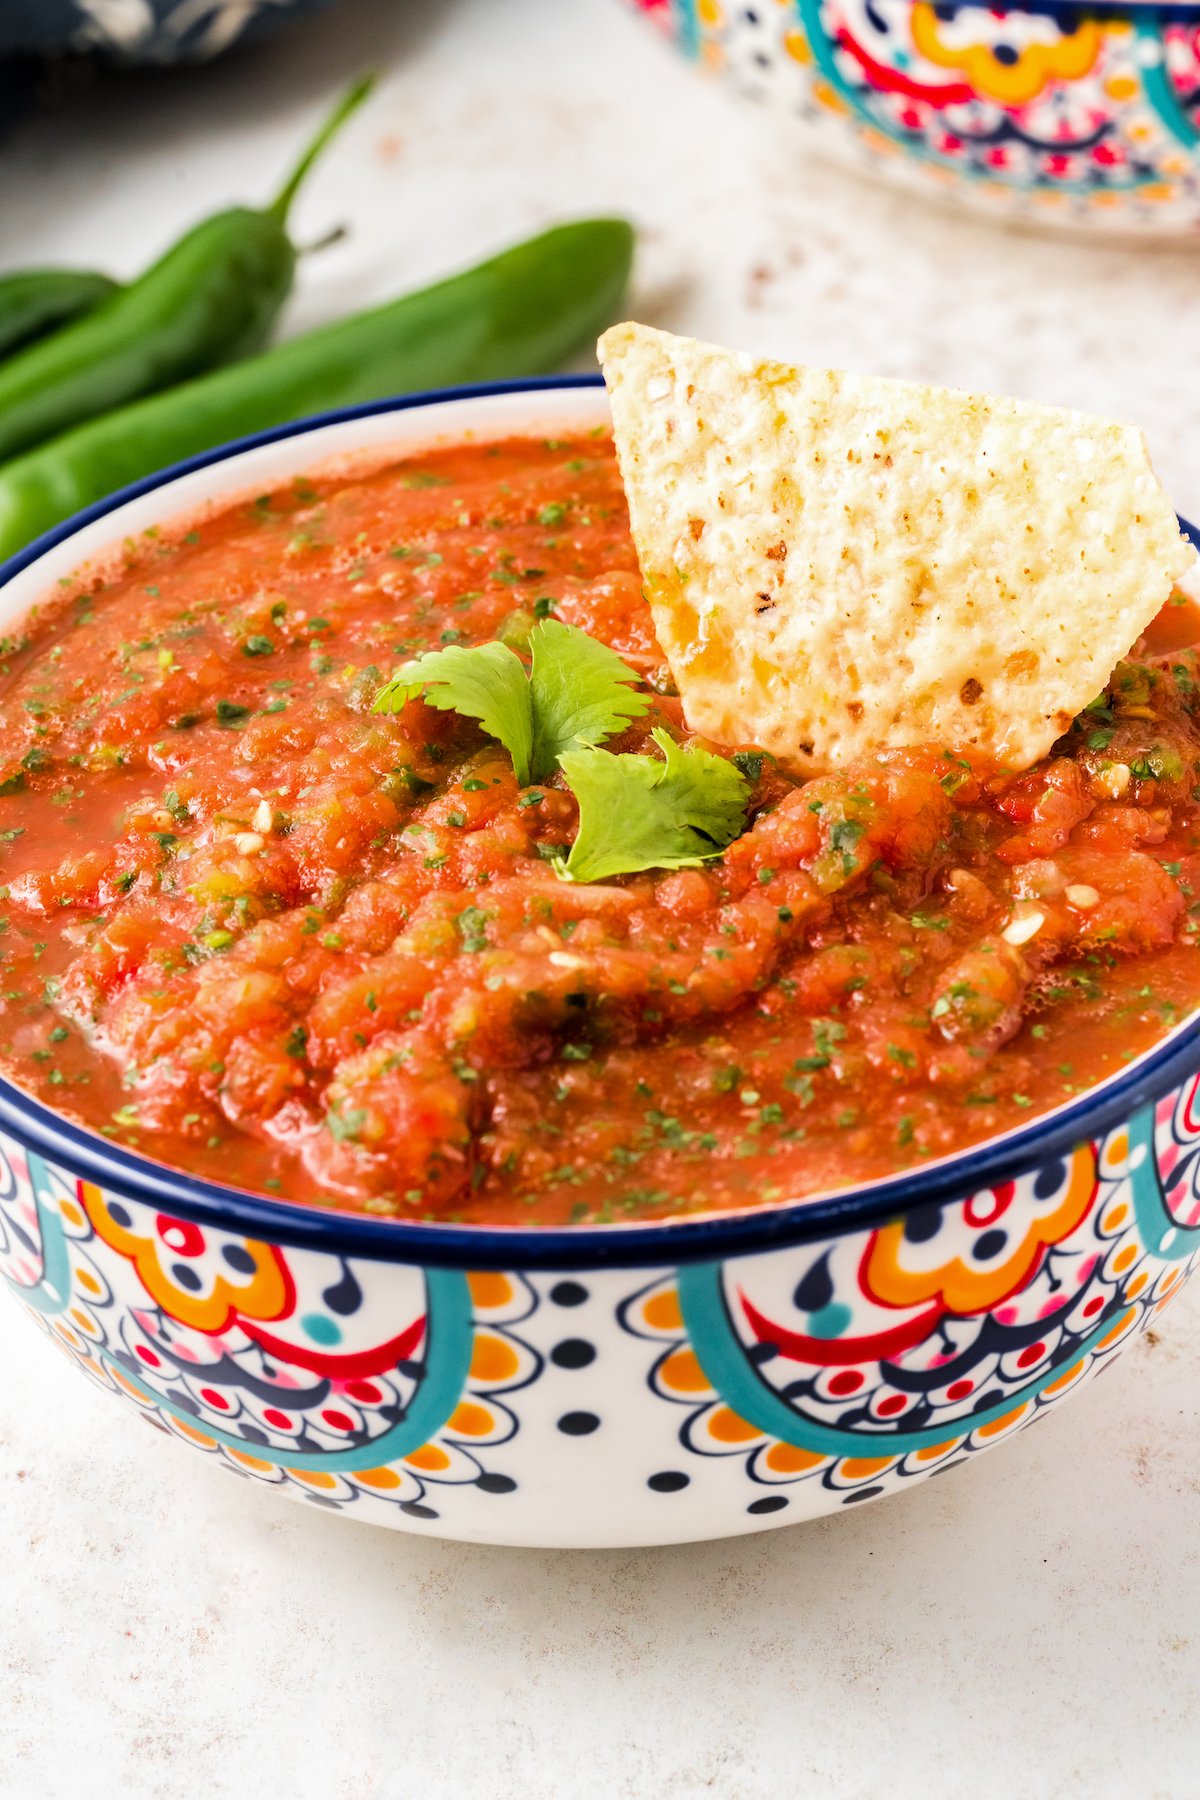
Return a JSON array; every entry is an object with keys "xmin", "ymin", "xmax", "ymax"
[
  {"xmin": 0, "ymin": 375, "xmax": 1197, "ymax": 1272},
  {"xmin": 675, "ymin": 1, "xmax": 1200, "ymax": 21},
  {"xmin": 895, "ymin": 2, "xmax": 1200, "ymax": 17}
]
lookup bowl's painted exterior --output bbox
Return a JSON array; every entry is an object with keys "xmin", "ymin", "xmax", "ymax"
[
  {"xmin": 625, "ymin": 0, "xmax": 1200, "ymax": 236},
  {"xmin": 0, "ymin": 0, "xmax": 332, "ymax": 63},
  {"xmin": 0, "ymin": 380, "xmax": 1197, "ymax": 1547},
  {"xmin": 4, "ymin": 1090, "xmax": 1200, "ymax": 1545}
]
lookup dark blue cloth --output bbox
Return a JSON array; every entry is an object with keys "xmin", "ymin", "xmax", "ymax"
[{"xmin": 0, "ymin": 0, "xmax": 333, "ymax": 62}]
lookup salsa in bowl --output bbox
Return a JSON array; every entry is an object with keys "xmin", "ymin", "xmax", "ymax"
[
  {"xmin": 0, "ymin": 377, "xmax": 1197, "ymax": 1548},
  {"xmin": 1, "ymin": 384, "xmax": 1199, "ymax": 1231}
]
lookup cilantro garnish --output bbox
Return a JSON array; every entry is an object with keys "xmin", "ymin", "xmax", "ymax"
[
  {"xmin": 375, "ymin": 638, "xmax": 534, "ymax": 777},
  {"xmin": 455, "ymin": 905, "xmax": 490, "ymax": 953},
  {"xmin": 527, "ymin": 620, "xmax": 651, "ymax": 778},
  {"xmin": 556, "ymin": 728, "xmax": 749, "ymax": 884},
  {"xmin": 373, "ymin": 620, "xmax": 649, "ymax": 786},
  {"xmin": 375, "ymin": 624, "xmax": 750, "ymax": 883},
  {"xmin": 326, "ymin": 1103, "xmax": 368, "ymax": 1142},
  {"xmin": 732, "ymin": 750, "xmax": 765, "ymax": 784}
]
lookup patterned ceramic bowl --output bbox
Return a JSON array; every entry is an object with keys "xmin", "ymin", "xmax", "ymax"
[
  {"xmin": 624, "ymin": 0, "xmax": 1200, "ymax": 235},
  {"xmin": 1, "ymin": 379, "xmax": 1198, "ymax": 1548}
]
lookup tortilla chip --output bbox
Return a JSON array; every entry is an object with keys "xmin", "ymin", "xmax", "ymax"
[{"xmin": 599, "ymin": 322, "xmax": 1195, "ymax": 773}]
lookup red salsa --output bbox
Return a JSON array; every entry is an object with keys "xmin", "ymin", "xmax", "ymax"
[{"xmin": 0, "ymin": 431, "xmax": 1198, "ymax": 1225}]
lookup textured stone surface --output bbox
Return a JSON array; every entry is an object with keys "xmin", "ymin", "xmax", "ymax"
[
  {"xmin": 2, "ymin": 0, "xmax": 1199, "ymax": 1793},
  {"xmin": 2, "ymin": 1280, "xmax": 1199, "ymax": 1798}
]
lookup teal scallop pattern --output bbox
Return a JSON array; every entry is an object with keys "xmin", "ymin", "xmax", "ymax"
[
  {"xmin": 675, "ymin": 1100, "xmax": 1200, "ymax": 1459},
  {"xmin": 4, "ymin": 1156, "xmax": 476, "ymax": 1474}
]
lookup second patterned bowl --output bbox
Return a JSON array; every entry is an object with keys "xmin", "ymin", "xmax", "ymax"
[{"xmin": 624, "ymin": 0, "xmax": 1200, "ymax": 236}]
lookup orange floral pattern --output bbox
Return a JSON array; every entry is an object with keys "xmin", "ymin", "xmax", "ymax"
[
  {"xmin": 863, "ymin": 1145, "xmax": 1097, "ymax": 1315},
  {"xmin": 910, "ymin": 4, "xmax": 1102, "ymax": 107},
  {"xmin": 80, "ymin": 1180, "xmax": 292, "ymax": 1332}
]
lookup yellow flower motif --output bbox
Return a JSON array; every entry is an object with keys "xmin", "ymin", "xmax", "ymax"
[
  {"xmin": 864, "ymin": 1144, "xmax": 1097, "ymax": 1316},
  {"xmin": 911, "ymin": 3, "xmax": 1101, "ymax": 107},
  {"xmin": 81, "ymin": 1182, "xmax": 291, "ymax": 1333}
]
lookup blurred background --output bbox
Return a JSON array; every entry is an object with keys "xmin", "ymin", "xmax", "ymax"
[{"xmin": 2, "ymin": 0, "xmax": 1198, "ymax": 512}]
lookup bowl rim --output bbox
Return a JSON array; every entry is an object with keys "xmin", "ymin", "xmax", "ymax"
[
  {"xmin": 905, "ymin": 1, "xmax": 1200, "ymax": 15},
  {"xmin": 674, "ymin": 0, "xmax": 1200, "ymax": 22},
  {"xmin": 0, "ymin": 375, "xmax": 1197, "ymax": 1272}
]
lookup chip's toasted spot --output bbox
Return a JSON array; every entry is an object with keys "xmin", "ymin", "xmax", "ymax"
[
  {"xmin": 1005, "ymin": 649, "xmax": 1039, "ymax": 681},
  {"xmin": 598, "ymin": 322, "xmax": 1196, "ymax": 774}
]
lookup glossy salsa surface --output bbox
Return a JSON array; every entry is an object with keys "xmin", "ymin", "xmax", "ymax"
[{"xmin": 0, "ymin": 430, "xmax": 1198, "ymax": 1226}]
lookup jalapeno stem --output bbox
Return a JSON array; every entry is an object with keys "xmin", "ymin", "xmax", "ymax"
[
  {"xmin": 270, "ymin": 72, "xmax": 378, "ymax": 225},
  {"xmin": 298, "ymin": 223, "xmax": 350, "ymax": 257}
]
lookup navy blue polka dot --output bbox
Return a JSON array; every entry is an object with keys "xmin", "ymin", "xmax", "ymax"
[
  {"xmin": 904, "ymin": 1203, "xmax": 941, "ymax": 1243},
  {"xmin": 477, "ymin": 1473, "xmax": 516, "ymax": 1494},
  {"xmin": 108, "ymin": 1202, "xmax": 131, "ymax": 1229},
  {"xmin": 400, "ymin": 1501, "xmax": 439, "ymax": 1520},
  {"xmin": 171, "ymin": 1262, "xmax": 202, "ymax": 1291},
  {"xmin": 557, "ymin": 1411, "xmax": 599, "ymax": 1436},
  {"xmin": 1034, "ymin": 1160, "xmax": 1066, "ymax": 1199},
  {"xmin": 974, "ymin": 1228, "xmax": 1008, "ymax": 1261},
  {"xmin": 842, "ymin": 1485, "xmax": 885, "ymax": 1504},
  {"xmin": 551, "ymin": 1338, "xmax": 595, "ymax": 1370},
  {"xmin": 648, "ymin": 1470, "xmax": 689, "ymax": 1493},
  {"xmin": 550, "ymin": 1281, "xmax": 588, "ymax": 1307},
  {"xmin": 747, "ymin": 1495, "xmax": 788, "ymax": 1515},
  {"xmin": 222, "ymin": 1244, "xmax": 257, "ymax": 1274}
]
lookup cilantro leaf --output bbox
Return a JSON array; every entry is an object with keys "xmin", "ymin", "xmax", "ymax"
[
  {"xmin": 373, "ymin": 640, "xmax": 535, "ymax": 782},
  {"xmin": 373, "ymin": 623, "xmax": 649, "ymax": 786},
  {"xmin": 528, "ymin": 619, "xmax": 651, "ymax": 778},
  {"xmin": 557, "ymin": 727, "xmax": 749, "ymax": 883}
]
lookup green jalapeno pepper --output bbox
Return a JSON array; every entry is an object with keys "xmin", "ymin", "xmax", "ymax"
[
  {"xmin": 0, "ymin": 270, "xmax": 120, "ymax": 361},
  {"xmin": 0, "ymin": 74, "xmax": 373, "ymax": 466},
  {"xmin": 0, "ymin": 217, "xmax": 634, "ymax": 564}
]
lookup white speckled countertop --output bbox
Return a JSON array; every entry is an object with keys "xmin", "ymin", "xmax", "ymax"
[{"xmin": 2, "ymin": 2, "xmax": 1200, "ymax": 1794}]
